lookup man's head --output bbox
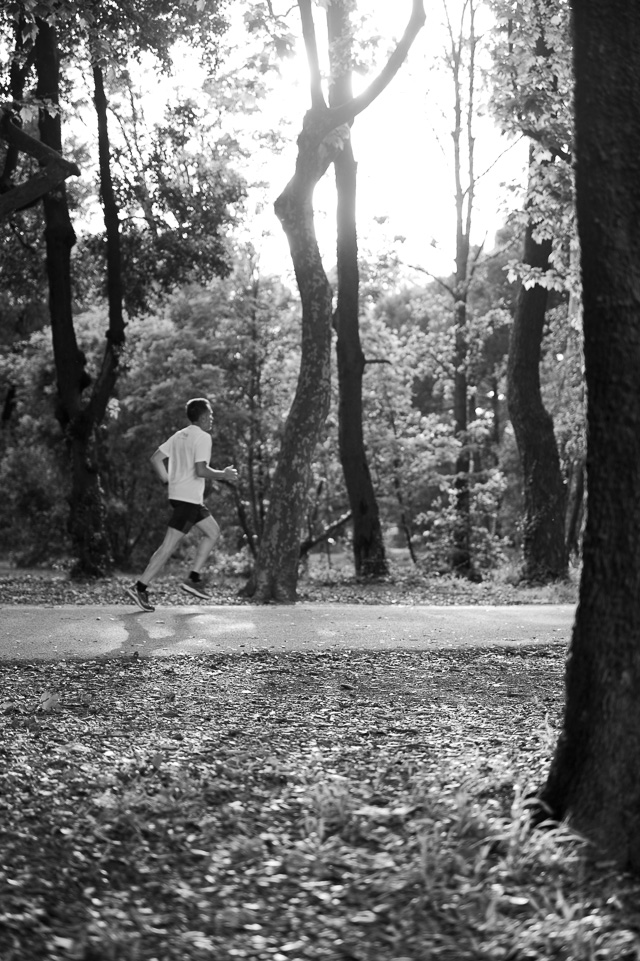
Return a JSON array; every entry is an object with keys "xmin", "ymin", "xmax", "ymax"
[{"xmin": 186, "ymin": 398, "xmax": 212, "ymax": 425}]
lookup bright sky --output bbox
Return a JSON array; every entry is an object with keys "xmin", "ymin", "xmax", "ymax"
[
  {"xmin": 115, "ymin": 1, "xmax": 528, "ymax": 283},
  {"xmin": 236, "ymin": 0, "xmax": 529, "ymax": 281}
]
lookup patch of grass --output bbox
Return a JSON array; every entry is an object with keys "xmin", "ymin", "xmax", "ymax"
[{"xmin": 1, "ymin": 647, "xmax": 639, "ymax": 960}]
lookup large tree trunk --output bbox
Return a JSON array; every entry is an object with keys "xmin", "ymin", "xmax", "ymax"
[
  {"xmin": 328, "ymin": 2, "xmax": 388, "ymax": 579},
  {"xmin": 35, "ymin": 19, "xmax": 112, "ymax": 576},
  {"xmin": 251, "ymin": 0, "xmax": 425, "ymax": 601},
  {"xmin": 507, "ymin": 193, "xmax": 567, "ymax": 583},
  {"xmin": 539, "ymin": 0, "xmax": 640, "ymax": 869},
  {"xmin": 252, "ymin": 110, "xmax": 334, "ymax": 602}
]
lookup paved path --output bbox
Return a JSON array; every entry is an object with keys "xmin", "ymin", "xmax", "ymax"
[{"xmin": 0, "ymin": 604, "xmax": 575, "ymax": 661}]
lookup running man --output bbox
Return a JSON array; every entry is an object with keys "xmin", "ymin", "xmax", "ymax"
[{"xmin": 126, "ymin": 397, "xmax": 238, "ymax": 612}]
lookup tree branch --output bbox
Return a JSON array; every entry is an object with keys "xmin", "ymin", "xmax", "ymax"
[
  {"xmin": 520, "ymin": 124, "xmax": 572, "ymax": 164},
  {"xmin": 406, "ymin": 261, "xmax": 457, "ymax": 298},
  {"xmin": 297, "ymin": 0, "xmax": 326, "ymax": 109},
  {"xmin": 0, "ymin": 105, "xmax": 80, "ymax": 175},
  {"xmin": 0, "ymin": 104, "xmax": 80, "ymax": 218},
  {"xmin": 299, "ymin": 509, "xmax": 353, "ymax": 559},
  {"xmin": 324, "ymin": 0, "xmax": 426, "ymax": 130}
]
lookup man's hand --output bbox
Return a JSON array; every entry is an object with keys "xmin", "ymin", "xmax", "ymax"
[{"xmin": 222, "ymin": 465, "xmax": 239, "ymax": 485}]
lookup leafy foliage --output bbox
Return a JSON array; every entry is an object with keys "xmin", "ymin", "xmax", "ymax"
[
  {"xmin": 78, "ymin": 89, "xmax": 247, "ymax": 316},
  {"xmin": 489, "ymin": 0, "xmax": 576, "ymax": 292}
]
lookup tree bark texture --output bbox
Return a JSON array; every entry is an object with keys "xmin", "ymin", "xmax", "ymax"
[
  {"xmin": 448, "ymin": 1, "xmax": 477, "ymax": 579},
  {"xmin": 253, "ymin": 112, "xmax": 335, "ymax": 602},
  {"xmin": 251, "ymin": 0, "xmax": 425, "ymax": 601},
  {"xmin": 332, "ymin": 142, "xmax": 388, "ymax": 577},
  {"xmin": 328, "ymin": 1, "xmax": 388, "ymax": 579},
  {"xmin": 35, "ymin": 20, "xmax": 111, "ymax": 576},
  {"xmin": 0, "ymin": 106, "xmax": 80, "ymax": 218},
  {"xmin": 451, "ymin": 299, "xmax": 473, "ymax": 574},
  {"xmin": 90, "ymin": 63, "xmax": 126, "ymax": 424},
  {"xmin": 507, "ymin": 211, "xmax": 567, "ymax": 583},
  {"xmin": 540, "ymin": 0, "xmax": 640, "ymax": 869}
]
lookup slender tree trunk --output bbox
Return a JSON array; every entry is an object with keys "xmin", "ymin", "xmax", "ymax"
[
  {"xmin": 92, "ymin": 65, "xmax": 126, "ymax": 367},
  {"xmin": 451, "ymin": 299, "xmax": 473, "ymax": 574},
  {"xmin": 507, "ymin": 185, "xmax": 567, "ymax": 582},
  {"xmin": 35, "ymin": 19, "xmax": 111, "ymax": 576},
  {"xmin": 539, "ymin": 0, "xmax": 640, "ymax": 869},
  {"xmin": 328, "ymin": 1, "xmax": 388, "ymax": 579},
  {"xmin": 89, "ymin": 63, "xmax": 128, "ymax": 566},
  {"xmin": 446, "ymin": 0, "xmax": 479, "ymax": 579}
]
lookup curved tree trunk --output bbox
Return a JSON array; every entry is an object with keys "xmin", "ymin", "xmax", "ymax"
[
  {"xmin": 328, "ymin": 2, "xmax": 388, "ymax": 579},
  {"xmin": 539, "ymin": 0, "xmax": 640, "ymax": 868},
  {"xmin": 507, "ymin": 197, "xmax": 567, "ymax": 583},
  {"xmin": 252, "ymin": 111, "xmax": 335, "ymax": 602},
  {"xmin": 251, "ymin": 0, "xmax": 425, "ymax": 601}
]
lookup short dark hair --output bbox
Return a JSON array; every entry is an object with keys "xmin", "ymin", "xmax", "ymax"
[{"xmin": 186, "ymin": 398, "xmax": 212, "ymax": 422}]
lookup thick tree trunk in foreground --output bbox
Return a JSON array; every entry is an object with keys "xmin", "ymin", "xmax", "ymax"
[
  {"xmin": 540, "ymin": 0, "xmax": 640, "ymax": 869},
  {"xmin": 328, "ymin": 2, "xmax": 388, "ymax": 579},
  {"xmin": 507, "ymin": 208, "xmax": 567, "ymax": 583},
  {"xmin": 36, "ymin": 20, "xmax": 112, "ymax": 576}
]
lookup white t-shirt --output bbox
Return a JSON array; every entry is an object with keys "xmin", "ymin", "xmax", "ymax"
[{"xmin": 158, "ymin": 424, "xmax": 212, "ymax": 504}]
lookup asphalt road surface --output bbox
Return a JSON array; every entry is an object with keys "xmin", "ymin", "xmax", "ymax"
[{"xmin": 0, "ymin": 603, "xmax": 575, "ymax": 661}]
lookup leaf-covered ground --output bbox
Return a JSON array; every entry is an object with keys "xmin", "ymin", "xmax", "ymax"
[
  {"xmin": 3, "ymin": 642, "xmax": 640, "ymax": 960},
  {"xmin": 4, "ymin": 567, "xmax": 639, "ymax": 961},
  {"xmin": 0, "ymin": 561, "xmax": 580, "ymax": 608}
]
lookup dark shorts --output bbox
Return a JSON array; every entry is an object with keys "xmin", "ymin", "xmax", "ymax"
[{"xmin": 168, "ymin": 500, "xmax": 211, "ymax": 534}]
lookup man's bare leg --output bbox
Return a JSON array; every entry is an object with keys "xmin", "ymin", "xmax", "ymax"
[
  {"xmin": 140, "ymin": 527, "xmax": 185, "ymax": 585},
  {"xmin": 190, "ymin": 515, "xmax": 221, "ymax": 574}
]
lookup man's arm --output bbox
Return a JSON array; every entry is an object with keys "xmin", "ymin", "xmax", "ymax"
[
  {"xmin": 150, "ymin": 448, "xmax": 170, "ymax": 484},
  {"xmin": 195, "ymin": 463, "xmax": 238, "ymax": 484}
]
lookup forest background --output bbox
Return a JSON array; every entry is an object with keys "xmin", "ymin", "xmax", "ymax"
[
  {"xmin": 8, "ymin": 4, "xmax": 640, "ymax": 952},
  {"xmin": 0, "ymin": 0, "xmax": 581, "ymax": 596}
]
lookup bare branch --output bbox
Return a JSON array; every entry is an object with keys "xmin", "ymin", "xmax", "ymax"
[
  {"xmin": 474, "ymin": 133, "xmax": 525, "ymax": 183},
  {"xmin": 406, "ymin": 261, "xmax": 457, "ymax": 298},
  {"xmin": 467, "ymin": 234, "xmax": 487, "ymax": 282},
  {"xmin": 520, "ymin": 125, "xmax": 572, "ymax": 164}
]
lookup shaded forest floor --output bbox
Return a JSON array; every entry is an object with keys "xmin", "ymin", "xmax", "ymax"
[
  {"xmin": 4, "ymin": 564, "xmax": 639, "ymax": 961},
  {"xmin": 0, "ymin": 556, "xmax": 580, "ymax": 607}
]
